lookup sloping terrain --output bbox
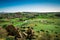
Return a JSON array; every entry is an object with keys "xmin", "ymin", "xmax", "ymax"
[{"xmin": 0, "ymin": 12, "xmax": 60, "ymax": 40}]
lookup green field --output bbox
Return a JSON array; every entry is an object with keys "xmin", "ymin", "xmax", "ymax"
[{"xmin": 0, "ymin": 12, "xmax": 60, "ymax": 40}]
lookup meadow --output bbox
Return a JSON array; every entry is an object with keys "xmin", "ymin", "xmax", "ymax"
[{"xmin": 0, "ymin": 12, "xmax": 60, "ymax": 40}]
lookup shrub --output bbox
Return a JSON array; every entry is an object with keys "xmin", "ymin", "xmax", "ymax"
[
  {"xmin": 6, "ymin": 36, "xmax": 14, "ymax": 40},
  {"xmin": 2, "ymin": 25, "xmax": 7, "ymax": 29}
]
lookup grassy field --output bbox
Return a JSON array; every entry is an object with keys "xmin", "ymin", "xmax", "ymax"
[{"xmin": 0, "ymin": 12, "xmax": 60, "ymax": 40}]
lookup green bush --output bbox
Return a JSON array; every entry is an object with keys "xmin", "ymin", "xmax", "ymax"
[
  {"xmin": 2, "ymin": 25, "xmax": 7, "ymax": 29},
  {"xmin": 6, "ymin": 37, "xmax": 14, "ymax": 40}
]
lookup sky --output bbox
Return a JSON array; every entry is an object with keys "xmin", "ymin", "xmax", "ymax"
[{"xmin": 0, "ymin": 0, "xmax": 60, "ymax": 12}]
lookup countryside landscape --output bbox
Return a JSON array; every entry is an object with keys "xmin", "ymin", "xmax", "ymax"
[{"xmin": 0, "ymin": 12, "xmax": 60, "ymax": 40}]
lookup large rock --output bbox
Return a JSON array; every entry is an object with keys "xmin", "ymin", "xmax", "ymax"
[{"xmin": 5, "ymin": 25, "xmax": 21, "ymax": 38}]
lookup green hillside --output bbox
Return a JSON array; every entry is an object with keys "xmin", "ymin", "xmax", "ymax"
[{"xmin": 0, "ymin": 12, "xmax": 60, "ymax": 40}]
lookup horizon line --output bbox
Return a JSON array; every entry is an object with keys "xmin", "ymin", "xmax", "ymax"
[{"xmin": 0, "ymin": 11, "xmax": 60, "ymax": 13}]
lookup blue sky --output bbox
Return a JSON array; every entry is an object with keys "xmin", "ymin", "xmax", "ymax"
[{"xmin": 0, "ymin": 0, "xmax": 60, "ymax": 12}]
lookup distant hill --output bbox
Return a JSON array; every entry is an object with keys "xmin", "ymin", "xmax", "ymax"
[{"xmin": 0, "ymin": 12, "xmax": 60, "ymax": 19}]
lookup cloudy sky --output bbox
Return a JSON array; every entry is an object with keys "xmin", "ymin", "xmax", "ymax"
[{"xmin": 0, "ymin": 0, "xmax": 60, "ymax": 12}]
